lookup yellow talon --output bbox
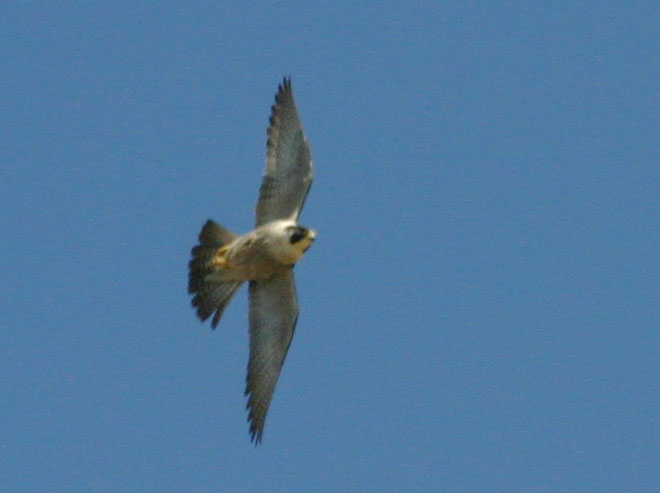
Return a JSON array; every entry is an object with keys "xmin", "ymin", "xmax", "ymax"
[{"xmin": 212, "ymin": 245, "xmax": 230, "ymax": 267}]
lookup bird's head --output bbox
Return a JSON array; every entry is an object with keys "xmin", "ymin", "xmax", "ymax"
[{"xmin": 287, "ymin": 225, "xmax": 316, "ymax": 253}]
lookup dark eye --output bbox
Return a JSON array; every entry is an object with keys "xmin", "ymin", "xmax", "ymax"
[{"xmin": 289, "ymin": 227, "xmax": 308, "ymax": 244}]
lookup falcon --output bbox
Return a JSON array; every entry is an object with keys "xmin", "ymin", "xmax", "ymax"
[{"xmin": 188, "ymin": 78, "xmax": 315, "ymax": 444}]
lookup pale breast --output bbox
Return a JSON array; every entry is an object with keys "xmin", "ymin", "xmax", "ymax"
[{"xmin": 225, "ymin": 235, "xmax": 289, "ymax": 280}]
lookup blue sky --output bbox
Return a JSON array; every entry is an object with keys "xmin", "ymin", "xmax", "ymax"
[{"xmin": 2, "ymin": 2, "xmax": 658, "ymax": 491}]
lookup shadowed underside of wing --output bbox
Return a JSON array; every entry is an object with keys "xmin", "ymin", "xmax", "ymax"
[
  {"xmin": 255, "ymin": 78, "xmax": 313, "ymax": 227},
  {"xmin": 245, "ymin": 270, "xmax": 299, "ymax": 444}
]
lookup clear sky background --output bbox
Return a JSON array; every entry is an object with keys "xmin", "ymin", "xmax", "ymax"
[{"xmin": 2, "ymin": 2, "xmax": 658, "ymax": 491}]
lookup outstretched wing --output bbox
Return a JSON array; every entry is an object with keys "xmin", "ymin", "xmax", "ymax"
[
  {"xmin": 245, "ymin": 269, "xmax": 299, "ymax": 444},
  {"xmin": 255, "ymin": 78, "xmax": 313, "ymax": 227}
]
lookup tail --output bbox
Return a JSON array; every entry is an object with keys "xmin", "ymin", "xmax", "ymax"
[{"xmin": 188, "ymin": 220, "xmax": 243, "ymax": 328}]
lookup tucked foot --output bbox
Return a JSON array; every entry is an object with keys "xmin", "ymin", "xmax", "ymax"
[{"xmin": 212, "ymin": 245, "xmax": 230, "ymax": 268}]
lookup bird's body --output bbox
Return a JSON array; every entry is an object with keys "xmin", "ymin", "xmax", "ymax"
[
  {"xmin": 206, "ymin": 220, "xmax": 315, "ymax": 282},
  {"xmin": 188, "ymin": 78, "xmax": 314, "ymax": 444}
]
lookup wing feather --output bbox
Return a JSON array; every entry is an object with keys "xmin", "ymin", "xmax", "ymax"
[
  {"xmin": 255, "ymin": 78, "xmax": 313, "ymax": 226},
  {"xmin": 245, "ymin": 270, "xmax": 298, "ymax": 444}
]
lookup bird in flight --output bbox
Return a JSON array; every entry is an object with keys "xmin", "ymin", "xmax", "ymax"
[{"xmin": 188, "ymin": 78, "xmax": 315, "ymax": 444}]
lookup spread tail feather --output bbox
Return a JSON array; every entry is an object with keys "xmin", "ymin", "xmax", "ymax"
[{"xmin": 188, "ymin": 220, "xmax": 242, "ymax": 328}]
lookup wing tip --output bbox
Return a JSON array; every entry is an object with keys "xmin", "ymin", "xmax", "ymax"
[
  {"xmin": 245, "ymin": 391, "xmax": 265, "ymax": 445},
  {"xmin": 265, "ymin": 76, "xmax": 297, "ymax": 167},
  {"xmin": 279, "ymin": 75, "xmax": 292, "ymax": 92},
  {"xmin": 249, "ymin": 426, "xmax": 264, "ymax": 446},
  {"xmin": 274, "ymin": 76, "xmax": 293, "ymax": 108}
]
